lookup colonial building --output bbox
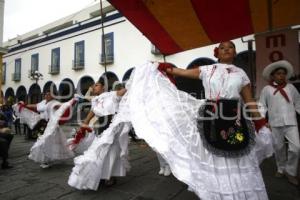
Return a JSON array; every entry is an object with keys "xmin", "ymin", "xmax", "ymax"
[{"xmin": 2, "ymin": 1, "xmax": 256, "ymax": 103}]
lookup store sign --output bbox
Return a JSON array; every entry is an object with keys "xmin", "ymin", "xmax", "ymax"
[{"xmin": 255, "ymin": 29, "xmax": 299, "ymax": 96}]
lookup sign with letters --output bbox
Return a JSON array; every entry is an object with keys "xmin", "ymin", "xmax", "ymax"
[{"xmin": 255, "ymin": 29, "xmax": 299, "ymax": 97}]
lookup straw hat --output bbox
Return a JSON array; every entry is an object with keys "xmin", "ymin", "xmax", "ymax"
[{"xmin": 262, "ymin": 60, "xmax": 294, "ymax": 81}]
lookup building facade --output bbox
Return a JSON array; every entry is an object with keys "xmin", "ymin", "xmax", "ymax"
[{"xmin": 2, "ymin": 1, "xmax": 255, "ymax": 103}]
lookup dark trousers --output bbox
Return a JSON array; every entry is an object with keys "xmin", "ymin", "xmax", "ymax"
[
  {"xmin": 0, "ymin": 133, "xmax": 14, "ymax": 161},
  {"xmin": 14, "ymin": 118, "xmax": 21, "ymax": 135}
]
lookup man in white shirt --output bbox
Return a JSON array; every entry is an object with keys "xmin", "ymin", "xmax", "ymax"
[{"xmin": 259, "ymin": 60, "xmax": 300, "ymax": 186}]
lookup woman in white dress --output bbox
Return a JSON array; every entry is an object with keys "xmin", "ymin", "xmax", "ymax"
[
  {"xmin": 150, "ymin": 41, "xmax": 273, "ymax": 200},
  {"xmin": 68, "ymin": 81, "xmax": 131, "ymax": 190},
  {"xmin": 28, "ymin": 91, "xmax": 76, "ymax": 168},
  {"xmin": 68, "ymin": 41, "xmax": 273, "ymax": 199}
]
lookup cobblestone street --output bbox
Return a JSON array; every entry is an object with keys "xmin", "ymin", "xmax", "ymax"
[{"xmin": 0, "ymin": 132, "xmax": 300, "ymax": 200}]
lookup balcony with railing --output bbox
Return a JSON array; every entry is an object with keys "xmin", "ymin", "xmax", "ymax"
[
  {"xmin": 72, "ymin": 60, "xmax": 85, "ymax": 70},
  {"xmin": 99, "ymin": 54, "xmax": 114, "ymax": 64},
  {"xmin": 48, "ymin": 65, "xmax": 60, "ymax": 74},
  {"xmin": 12, "ymin": 73, "xmax": 21, "ymax": 81}
]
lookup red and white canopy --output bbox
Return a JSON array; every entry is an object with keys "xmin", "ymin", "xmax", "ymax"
[{"xmin": 108, "ymin": 0, "xmax": 300, "ymax": 55}]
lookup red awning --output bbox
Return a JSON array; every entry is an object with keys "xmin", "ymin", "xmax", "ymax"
[{"xmin": 107, "ymin": 0, "xmax": 300, "ymax": 55}]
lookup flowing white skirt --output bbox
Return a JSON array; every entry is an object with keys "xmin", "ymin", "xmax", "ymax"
[
  {"xmin": 28, "ymin": 100, "xmax": 75, "ymax": 163},
  {"xmin": 68, "ymin": 115, "xmax": 132, "ymax": 190},
  {"xmin": 68, "ymin": 62, "xmax": 273, "ymax": 198},
  {"xmin": 127, "ymin": 62, "xmax": 273, "ymax": 200}
]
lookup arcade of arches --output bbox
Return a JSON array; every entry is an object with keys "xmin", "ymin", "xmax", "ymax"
[{"xmin": 3, "ymin": 53, "xmax": 258, "ymax": 104}]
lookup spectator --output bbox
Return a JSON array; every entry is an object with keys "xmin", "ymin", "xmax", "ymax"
[
  {"xmin": 0, "ymin": 106, "xmax": 13, "ymax": 169},
  {"xmin": 259, "ymin": 60, "xmax": 300, "ymax": 186}
]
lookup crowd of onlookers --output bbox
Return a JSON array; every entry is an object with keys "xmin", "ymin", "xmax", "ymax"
[{"xmin": 0, "ymin": 103, "xmax": 14, "ymax": 169}]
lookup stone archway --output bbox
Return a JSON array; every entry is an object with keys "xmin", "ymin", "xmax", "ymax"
[
  {"xmin": 16, "ymin": 86, "xmax": 27, "ymax": 102},
  {"xmin": 58, "ymin": 78, "xmax": 75, "ymax": 102},
  {"xmin": 28, "ymin": 83, "xmax": 42, "ymax": 104},
  {"xmin": 122, "ymin": 67, "xmax": 134, "ymax": 82},
  {"xmin": 175, "ymin": 57, "xmax": 216, "ymax": 99},
  {"xmin": 234, "ymin": 50, "xmax": 256, "ymax": 84},
  {"xmin": 99, "ymin": 71, "xmax": 119, "ymax": 91},
  {"xmin": 77, "ymin": 76, "xmax": 95, "ymax": 96},
  {"xmin": 43, "ymin": 81, "xmax": 57, "ymax": 94},
  {"xmin": 4, "ymin": 87, "xmax": 15, "ymax": 104}
]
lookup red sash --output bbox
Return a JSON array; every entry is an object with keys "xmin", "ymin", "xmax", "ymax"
[{"xmin": 269, "ymin": 82, "xmax": 290, "ymax": 103}]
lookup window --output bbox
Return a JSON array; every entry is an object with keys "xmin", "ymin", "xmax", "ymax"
[
  {"xmin": 31, "ymin": 53, "xmax": 39, "ymax": 72},
  {"xmin": 73, "ymin": 41, "xmax": 84, "ymax": 69},
  {"xmin": 13, "ymin": 58, "xmax": 21, "ymax": 81},
  {"xmin": 100, "ymin": 32, "xmax": 114, "ymax": 64},
  {"xmin": 2, "ymin": 62, "xmax": 6, "ymax": 84},
  {"xmin": 50, "ymin": 48, "xmax": 60, "ymax": 74}
]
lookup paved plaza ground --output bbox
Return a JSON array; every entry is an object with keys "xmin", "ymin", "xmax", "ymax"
[{"xmin": 0, "ymin": 130, "xmax": 300, "ymax": 200}]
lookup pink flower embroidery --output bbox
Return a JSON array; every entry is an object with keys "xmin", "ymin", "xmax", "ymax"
[{"xmin": 220, "ymin": 130, "xmax": 228, "ymax": 140}]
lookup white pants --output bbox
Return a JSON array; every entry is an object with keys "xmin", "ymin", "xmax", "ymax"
[
  {"xmin": 271, "ymin": 125, "xmax": 300, "ymax": 176},
  {"xmin": 156, "ymin": 153, "xmax": 168, "ymax": 168}
]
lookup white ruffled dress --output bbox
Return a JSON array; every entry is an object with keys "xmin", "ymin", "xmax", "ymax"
[
  {"xmin": 28, "ymin": 100, "xmax": 75, "ymax": 163},
  {"xmin": 69, "ymin": 62, "xmax": 273, "ymax": 199},
  {"xmin": 68, "ymin": 91, "xmax": 132, "ymax": 190},
  {"xmin": 127, "ymin": 62, "xmax": 273, "ymax": 200}
]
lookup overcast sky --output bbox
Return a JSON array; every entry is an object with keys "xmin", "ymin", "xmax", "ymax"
[{"xmin": 3, "ymin": 0, "xmax": 99, "ymax": 41}]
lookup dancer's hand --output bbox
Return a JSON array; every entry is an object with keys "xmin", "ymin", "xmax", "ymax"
[
  {"xmin": 158, "ymin": 63, "xmax": 173, "ymax": 74},
  {"xmin": 18, "ymin": 101, "xmax": 26, "ymax": 112},
  {"xmin": 72, "ymin": 126, "xmax": 93, "ymax": 145},
  {"xmin": 253, "ymin": 118, "xmax": 267, "ymax": 133},
  {"xmin": 157, "ymin": 63, "xmax": 176, "ymax": 84},
  {"xmin": 79, "ymin": 126, "xmax": 93, "ymax": 133}
]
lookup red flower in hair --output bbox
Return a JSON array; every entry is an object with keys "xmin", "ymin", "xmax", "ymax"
[{"xmin": 214, "ymin": 47, "xmax": 219, "ymax": 58}]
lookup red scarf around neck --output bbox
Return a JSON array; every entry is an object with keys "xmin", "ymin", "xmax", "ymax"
[{"xmin": 269, "ymin": 81, "xmax": 290, "ymax": 103}]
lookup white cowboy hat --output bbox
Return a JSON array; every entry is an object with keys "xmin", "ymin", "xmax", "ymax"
[{"xmin": 262, "ymin": 60, "xmax": 294, "ymax": 81}]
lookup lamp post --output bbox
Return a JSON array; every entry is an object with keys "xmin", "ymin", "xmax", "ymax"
[{"xmin": 29, "ymin": 70, "xmax": 43, "ymax": 84}]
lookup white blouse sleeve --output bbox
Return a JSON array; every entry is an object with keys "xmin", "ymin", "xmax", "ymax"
[
  {"xmin": 36, "ymin": 100, "xmax": 47, "ymax": 112},
  {"xmin": 199, "ymin": 65, "xmax": 211, "ymax": 80},
  {"xmin": 240, "ymin": 69, "xmax": 251, "ymax": 87},
  {"xmin": 290, "ymin": 84, "xmax": 300, "ymax": 114},
  {"xmin": 91, "ymin": 91, "xmax": 120, "ymax": 117}
]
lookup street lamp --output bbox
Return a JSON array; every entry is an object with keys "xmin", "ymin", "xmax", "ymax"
[{"xmin": 29, "ymin": 70, "xmax": 43, "ymax": 84}]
